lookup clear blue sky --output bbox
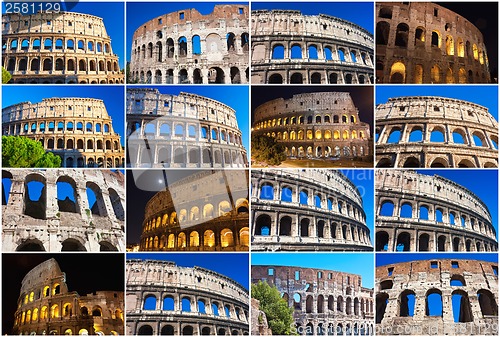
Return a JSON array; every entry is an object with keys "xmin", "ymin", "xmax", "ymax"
[
  {"xmin": 2, "ymin": 86, "xmax": 125, "ymax": 146},
  {"xmin": 252, "ymin": 253, "xmax": 374, "ymax": 288},
  {"xmin": 341, "ymin": 169, "xmax": 374, "ymax": 244},
  {"xmin": 126, "ymin": 2, "xmax": 248, "ymax": 62},
  {"xmin": 251, "ymin": 1, "xmax": 374, "ymax": 34},
  {"xmin": 2, "ymin": 1, "xmax": 125, "ymax": 69},
  {"xmin": 127, "ymin": 253, "xmax": 249, "ymax": 289},
  {"xmin": 415, "ymin": 170, "xmax": 498, "ymax": 239},
  {"xmin": 376, "ymin": 86, "xmax": 498, "ymax": 119},
  {"xmin": 128, "ymin": 85, "xmax": 250, "ymax": 157}
]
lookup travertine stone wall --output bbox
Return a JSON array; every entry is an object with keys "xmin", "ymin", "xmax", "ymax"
[
  {"xmin": 2, "ymin": 169, "xmax": 125, "ymax": 252},
  {"xmin": 252, "ymin": 169, "xmax": 372, "ymax": 251},
  {"xmin": 2, "ymin": 11, "xmax": 124, "ymax": 84},
  {"xmin": 126, "ymin": 259, "xmax": 249, "ymax": 335},
  {"xmin": 130, "ymin": 5, "xmax": 249, "ymax": 84},
  {"xmin": 375, "ymin": 170, "xmax": 498, "ymax": 252},
  {"xmin": 251, "ymin": 10, "xmax": 374, "ymax": 84}
]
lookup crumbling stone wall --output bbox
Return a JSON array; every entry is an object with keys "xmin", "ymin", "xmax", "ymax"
[{"xmin": 251, "ymin": 298, "xmax": 272, "ymax": 335}]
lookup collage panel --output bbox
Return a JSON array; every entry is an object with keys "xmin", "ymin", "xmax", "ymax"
[
  {"xmin": 251, "ymin": 253, "xmax": 375, "ymax": 335},
  {"xmin": 125, "ymin": 253, "xmax": 250, "ymax": 335},
  {"xmin": 2, "ymin": 253, "xmax": 125, "ymax": 335},
  {"xmin": 375, "ymin": 253, "xmax": 498, "ymax": 335},
  {"xmin": 2, "ymin": 1, "xmax": 125, "ymax": 84},
  {"xmin": 2, "ymin": 85, "xmax": 125, "ymax": 168},
  {"xmin": 126, "ymin": 1, "xmax": 250, "ymax": 84},
  {"xmin": 126, "ymin": 169, "xmax": 249, "ymax": 252}
]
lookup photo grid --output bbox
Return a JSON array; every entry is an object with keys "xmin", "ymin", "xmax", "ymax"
[{"xmin": 0, "ymin": 0, "xmax": 498, "ymax": 336}]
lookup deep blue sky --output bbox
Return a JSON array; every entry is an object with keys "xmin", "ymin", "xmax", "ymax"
[
  {"xmin": 127, "ymin": 253, "xmax": 249, "ymax": 289},
  {"xmin": 376, "ymin": 86, "xmax": 498, "ymax": 119},
  {"xmin": 251, "ymin": 1, "xmax": 374, "ymax": 34},
  {"xmin": 376, "ymin": 253, "xmax": 498, "ymax": 266},
  {"xmin": 2, "ymin": 1, "xmax": 125, "ymax": 69},
  {"xmin": 252, "ymin": 253, "xmax": 374, "ymax": 288},
  {"xmin": 341, "ymin": 169, "xmax": 374, "ymax": 244},
  {"xmin": 126, "ymin": 2, "xmax": 248, "ymax": 62},
  {"xmin": 416, "ymin": 170, "xmax": 498, "ymax": 239},
  {"xmin": 2, "ymin": 86, "xmax": 125, "ymax": 146},
  {"xmin": 128, "ymin": 86, "xmax": 249, "ymax": 156}
]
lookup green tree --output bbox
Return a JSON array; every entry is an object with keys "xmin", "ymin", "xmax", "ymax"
[
  {"xmin": 251, "ymin": 281, "xmax": 296, "ymax": 335},
  {"xmin": 2, "ymin": 66, "xmax": 12, "ymax": 84},
  {"xmin": 2, "ymin": 136, "xmax": 61, "ymax": 168},
  {"xmin": 251, "ymin": 134, "xmax": 287, "ymax": 166}
]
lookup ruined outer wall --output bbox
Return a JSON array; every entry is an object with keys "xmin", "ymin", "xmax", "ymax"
[
  {"xmin": 251, "ymin": 169, "xmax": 372, "ymax": 251},
  {"xmin": 252, "ymin": 265, "xmax": 374, "ymax": 335},
  {"xmin": 375, "ymin": 170, "xmax": 498, "ymax": 252},
  {"xmin": 376, "ymin": 96, "xmax": 498, "ymax": 168},
  {"xmin": 126, "ymin": 259, "xmax": 249, "ymax": 335},
  {"xmin": 251, "ymin": 10, "xmax": 374, "ymax": 84},
  {"xmin": 2, "ymin": 11, "xmax": 123, "ymax": 84},
  {"xmin": 376, "ymin": 259, "xmax": 499, "ymax": 335},
  {"xmin": 126, "ymin": 88, "xmax": 247, "ymax": 168},
  {"xmin": 376, "ymin": 2, "xmax": 490, "ymax": 83},
  {"xmin": 2, "ymin": 97, "xmax": 125, "ymax": 168},
  {"xmin": 253, "ymin": 92, "xmax": 372, "ymax": 159}
]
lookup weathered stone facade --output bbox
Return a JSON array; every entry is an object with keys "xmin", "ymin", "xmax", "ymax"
[
  {"xmin": 375, "ymin": 96, "xmax": 498, "ymax": 168},
  {"xmin": 129, "ymin": 5, "xmax": 249, "ymax": 84},
  {"xmin": 251, "ymin": 298, "xmax": 272, "ymax": 336},
  {"xmin": 2, "ymin": 169, "xmax": 125, "ymax": 252},
  {"xmin": 2, "ymin": 11, "xmax": 124, "ymax": 84},
  {"xmin": 252, "ymin": 265, "xmax": 374, "ymax": 335},
  {"xmin": 3, "ymin": 97, "xmax": 125, "ymax": 168},
  {"xmin": 251, "ymin": 10, "xmax": 374, "ymax": 84},
  {"xmin": 140, "ymin": 170, "xmax": 249, "ymax": 251},
  {"xmin": 376, "ymin": 2, "xmax": 490, "ymax": 83},
  {"xmin": 253, "ymin": 92, "xmax": 372, "ymax": 160},
  {"xmin": 252, "ymin": 169, "xmax": 372, "ymax": 251},
  {"xmin": 375, "ymin": 170, "xmax": 498, "ymax": 252},
  {"xmin": 13, "ymin": 258, "xmax": 124, "ymax": 335},
  {"xmin": 126, "ymin": 259, "xmax": 249, "ymax": 335},
  {"xmin": 376, "ymin": 259, "xmax": 498, "ymax": 335},
  {"xmin": 126, "ymin": 88, "xmax": 248, "ymax": 168}
]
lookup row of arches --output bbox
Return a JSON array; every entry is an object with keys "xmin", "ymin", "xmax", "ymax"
[
  {"xmin": 295, "ymin": 322, "xmax": 374, "ymax": 336},
  {"xmin": 375, "ymin": 155, "xmax": 496, "ymax": 169},
  {"xmin": 11, "ymin": 120, "xmax": 115, "ymax": 135},
  {"xmin": 38, "ymin": 137, "xmax": 121, "ymax": 152},
  {"xmin": 131, "ymin": 66, "xmax": 248, "ymax": 84},
  {"xmin": 10, "ymin": 77, "xmax": 124, "ymax": 84},
  {"xmin": 284, "ymin": 145, "xmax": 367, "ymax": 159},
  {"xmin": 287, "ymin": 292, "xmax": 373, "ymax": 316},
  {"xmin": 257, "ymin": 114, "xmax": 361, "ymax": 128},
  {"xmin": 5, "ymin": 56, "xmax": 119, "ymax": 73},
  {"xmin": 15, "ymin": 238, "xmax": 119, "ymax": 252},
  {"xmin": 268, "ymin": 129, "xmax": 367, "ymax": 142},
  {"xmin": 4, "ymin": 37, "xmax": 112, "ymax": 54},
  {"xmin": 136, "ymin": 324, "xmax": 246, "ymax": 336},
  {"xmin": 265, "ymin": 71, "xmax": 372, "ymax": 85}
]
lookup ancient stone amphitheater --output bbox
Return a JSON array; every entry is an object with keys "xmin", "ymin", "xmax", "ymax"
[
  {"xmin": 126, "ymin": 88, "xmax": 248, "ymax": 168},
  {"xmin": 13, "ymin": 258, "xmax": 124, "ymax": 335},
  {"xmin": 129, "ymin": 4, "xmax": 249, "ymax": 84},
  {"xmin": 252, "ymin": 91, "xmax": 372, "ymax": 161},
  {"xmin": 2, "ymin": 11, "xmax": 124, "ymax": 84},
  {"xmin": 376, "ymin": 2, "xmax": 491, "ymax": 83},
  {"xmin": 2, "ymin": 169, "xmax": 125, "ymax": 252},
  {"xmin": 252, "ymin": 265, "xmax": 374, "ymax": 335},
  {"xmin": 2, "ymin": 97, "xmax": 125, "ymax": 168},
  {"xmin": 376, "ymin": 259, "xmax": 498, "ymax": 335},
  {"xmin": 252, "ymin": 169, "xmax": 372, "ymax": 251},
  {"xmin": 139, "ymin": 170, "xmax": 249, "ymax": 252},
  {"xmin": 251, "ymin": 9, "xmax": 374, "ymax": 84},
  {"xmin": 376, "ymin": 170, "xmax": 498, "ymax": 252},
  {"xmin": 126, "ymin": 259, "xmax": 249, "ymax": 335},
  {"xmin": 375, "ymin": 96, "xmax": 498, "ymax": 168}
]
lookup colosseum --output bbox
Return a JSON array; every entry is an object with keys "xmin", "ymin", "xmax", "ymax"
[
  {"xmin": 376, "ymin": 2, "xmax": 491, "ymax": 83},
  {"xmin": 139, "ymin": 170, "xmax": 249, "ymax": 252},
  {"xmin": 251, "ymin": 9, "xmax": 374, "ymax": 84},
  {"xmin": 2, "ymin": 169, "xmax": 125, "ymax": 252},
  {"xmin": 126, "ymin": 88, "xmax": 248, "ymax": 168},
  {"xmin": 129, "ymin": 4, "xmax": 249, "ymax": 84},
  {"xmin": 2, "ymin": 11, "xmax": 124, "ymax": 84},
  {"xmin": 3, "ymin": 97, "xmax": 125, "ymax": 168},
  {"xmin": 252, "ymin": 91, "xmax": 372, "ymax": 162},
  {"xmin": 126, "ymin": 259, "xmax": 249, "ymax": 335},
  {"xmin": 252, "ymin": 169, "xmax": 372, "ymax": 251},
  {"xmin": 252, "ymin": 265, "xmax": 374, "ymax": 335},
  {"xmin": 376, "ymin": 258, "xmax": 498, "ymax": 335},
  {"xmin": 375, "ymin": 170, "xmax": 498, "ymax": 253},
  {"xmin": 12, "ymin": 258, "xmax": 124, "ymax": 335},
  {"xmin": 375, "ymin": 95, "xmax": 498, "ymax": 168}
]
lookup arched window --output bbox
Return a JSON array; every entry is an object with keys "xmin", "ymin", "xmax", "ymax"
[
  {"xmin": 143, "ymin": 295, "xmax": 156, "ymax": 310},
  {"xmin": 272, "ymin": 44, "xmax": 284, "ymax": 59},
  {"xmin": 260, "ymin": 183, "xmax": 274, "ymax": 200},
  {"xmin": 425, "ymin": 289, "xmax": 443, "ymax": 316},
  {"xmin": 291, "ymin": 44, "xmax": 302, "ymax": 59},
  {"xmin": 379, "ymin": 201, "xmax": 394, "ymax": 216},
  {"xmin": 399, "ymin": 290, "xmax": 415, "ymax": 317}
]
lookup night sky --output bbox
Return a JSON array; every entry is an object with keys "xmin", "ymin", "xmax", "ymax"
[{"xmin": 2, "ymin": 253, "xmax": 124, "ymax": 335}]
